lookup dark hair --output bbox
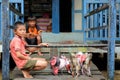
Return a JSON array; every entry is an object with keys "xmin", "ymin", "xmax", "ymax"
[
  {"xmin": 14, "ymin": 21, "xmax": 25, "ymax": 30},
  {"xmin": 27, "ymin": 16, "xmax": 36, "ymax": 21}
]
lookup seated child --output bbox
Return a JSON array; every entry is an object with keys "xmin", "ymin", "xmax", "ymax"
[
  {"xmin": 10, "ymin": 21, "xmax": 48, "ymax": 78},
  {"xmin": 25, "ymin": 16, "xmax": 43, "ymax": 55}
]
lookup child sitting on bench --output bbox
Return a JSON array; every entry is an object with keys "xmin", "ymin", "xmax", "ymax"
[{"xmin": 25, "ymin": 16, "xmax": 43, "ymax": 56}]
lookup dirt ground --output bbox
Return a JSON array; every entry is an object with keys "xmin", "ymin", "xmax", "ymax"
[
  {"xmin": 92, "ymin": 53, "xmax": 120, "ymax": 80},
  {"xmin": 102, "ymin": 70, "xmax": 120, "ymax": 80}
]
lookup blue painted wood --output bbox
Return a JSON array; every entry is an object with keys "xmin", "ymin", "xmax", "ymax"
[
  {"xmin": 1, "ymin": 0, "xmax": 24, "ymax": 79},
  {"xmin": 108, "ymin": 0, "xmax": 116, "ymax": 80},
  {"xmin": 0, "ymin": 3, "xmax": 1, "ymax": 40},
  {"xmin": 1, "ymin": 0, "xmax": 10, "ymax": 80},
  {"xmin": 116, "ymin": 4, "xmax": 119, "ymax": 37},
  {"xmin": 21, "ymin": 0, "xmax": 24, "ymax": 22},
  {"xmin": 84, "ymin": 1, "xmax": 111, "ymax": 41},
  {"xmin": 86, "ymin": 0, "xmax": 108, "ymax": 3},
  {"xmin": 0, "ymin": 1, "xmax": 24, "ymax": 41},
  {"xmin": 0, "ymin": 0, "xmax": 23, "ymax": 3},
  {"xmin": 86, "ymin": 17, "xmax": 90, "ymax": 38},
  {"xmin": 10, "ymin": 11, "xmax": 14, "ymax": 39},
  {"xmin": 86, "ymin": 0, "xmax": 120, "ymax": 3},
  {"xmin": 114, "ymin": 38, "xmax": 120, "ymax": 40},
  {"xmin": 83, "ymin": 0, "xmax": 87, "ymax": 43},
  {"xmin": 90, "ymin": 4, "xmax": 94, "ymax": 38},
  {"xmin": 52, "ymin": 0, "xmax": 59, "ymax": 33},
  {"xmin": 118, "ymin": 3, "xmax": 120, "ymax": 37},
  {"xmin": 99, "ymin": 4, "xmax": 103, "ymax": 38},
  {"xmin": 15, "ymin": 3, "xmax": 19, "ymax": 21},
  {"xmin": 86, "ymin": 37, "xmax": 108, "ymax": 41},
  {"xmin": 72, "ymin": 0, "xmax": 74, "ymax": 32},
  {"xmin": 94, "ymin": 4, "xmax": 98, "ymax": 38},
  {"xmin": 104, "ymin": 9, "xmax": 108, "ymax": 38},
  {"xmin": 82, "ymin": 0, "xmax": 84, "ymax": 32}
]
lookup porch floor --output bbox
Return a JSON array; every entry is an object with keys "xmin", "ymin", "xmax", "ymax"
[{"xmin": 12, "ymin": 52, "xmax": 106, "ymax": 80}]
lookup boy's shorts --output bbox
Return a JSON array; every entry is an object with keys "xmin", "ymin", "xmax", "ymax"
[{"xmin": 21, "ymin": 59, "xmax": 37, "ymax": 70}]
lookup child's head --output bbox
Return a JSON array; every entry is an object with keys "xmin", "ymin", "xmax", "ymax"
[
  {"xmin": 27, "ymin": 16, "xmax": 36, "ymax": 27},
  {"xmin": 14, "ymin": 21, "xmax": 26, "ymax": 37}
]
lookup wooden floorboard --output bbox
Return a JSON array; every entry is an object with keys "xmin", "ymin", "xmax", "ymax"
[
  {"xmin": 12, "ymin": 62, "xmax": 106, "ymax": 80},
  {"xmin": 12, "ymin": 51, "xmax": 106, "ymax": 80}
]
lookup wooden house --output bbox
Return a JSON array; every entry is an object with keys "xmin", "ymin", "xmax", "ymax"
[{"xmin": 0, "ymin": 0, "xmax": 119, "ymax": 80}]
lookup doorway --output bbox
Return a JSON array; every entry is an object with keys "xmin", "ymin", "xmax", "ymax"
[{"xmin": 60, "ymin": 0, "xmax": 72, "ymax": 32}]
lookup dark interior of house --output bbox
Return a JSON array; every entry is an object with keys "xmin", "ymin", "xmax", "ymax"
[
  {"xmin": 60, "ymin": 0, "xmax": 72, "ymax": 32},
  {"xmin": 24, "ymin": 0, "xmax": 71, "ymax": 32}
]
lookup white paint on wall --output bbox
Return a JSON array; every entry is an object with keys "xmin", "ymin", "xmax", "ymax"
[
  {"xmin": 74, "ymin": 0, "xmax": 82, "ymax": 10},
  {"xmin": 74, "ymin": 13, "xmax": 82, "ymax": 30}
]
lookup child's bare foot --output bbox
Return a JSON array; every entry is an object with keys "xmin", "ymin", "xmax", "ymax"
[
  {"xmin": 38, "ymin": 52, "xmax": 43, "ymax": 56},
  {"xmin": 21, "ymin": 70, "xmax": 33, "ymax": 78},
  {"xmin": 24, "ymin": 74, "xmax": 33, "ymax": 78}
]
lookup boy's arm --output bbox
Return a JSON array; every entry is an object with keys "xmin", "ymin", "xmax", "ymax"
[{"xmin": 16, "ymin": 51, "xmax": 31, "ymax": 60}]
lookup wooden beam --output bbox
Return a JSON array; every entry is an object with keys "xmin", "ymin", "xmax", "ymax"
[
  {"xmin": 2, "ymin": 0, "xmax": 10, "ymax": 80},
  {"xmin": 84, "ymin": 4, "xmax": 109, "ymax": 18},
  {"xmin": 26, "ymin": 44, "xmax": 120, "ymax": 48},
  {"xmin": 108, "ymin": 0, "xmax": 116, "ymax": 80},
  {"xmin": 85, "ymin": 25, "xmax": 108, "ymax": 31},
  {"xmin": 9, "ymin": 4, "xmax": 24, "ymax": 16},
  {"xmin": 52, "ymin": 0, "xmax": 60, "ymax": 33}
]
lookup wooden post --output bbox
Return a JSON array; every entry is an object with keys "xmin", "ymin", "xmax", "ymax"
[
  {"xmin": 83, "ymin": 0, "xmax": 87, "ymax": 43},
  {"xmin": 1, "ymin": 0, "xmax": 10, "ymax": 80},
  {"xmin": 108, "ymin": 0, "xmax": 116, "ymax": 80},
  {"xmin": 52, "ymin": 0, "xmax": 60, "ymax": 33}
]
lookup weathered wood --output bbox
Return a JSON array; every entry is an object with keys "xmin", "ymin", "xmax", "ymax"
[
  {"xmin": 52, "ymin": 0, "xmax": 59, "ymax": 33},
  {"xmin": 26, "ymin": 43, "xmax": 120, "ymax": 48},
  {"xmin": 10, "ymin": 4, "xmax": 24, "ymax": 16},
  {"xmin": 108, "ymin": 0, "xmax": 116, "ymax": 80},
  {"xmin": 12, "ymin": 62, "xmax": 106, "ymax": 80},
  {"xmin": 2, "ymin": 0, "xmax": 10, "ymax": 80},
  {"xmin": 12, "ymin": 53, "xmax": 106, "ymax": 80},
  {"xmin": 84, "ymin": 4, "xmax": 109, "ymax": 18},
  {"xmin": 85, "ymin": 25, "xmax": 108, "ymax": 31}
]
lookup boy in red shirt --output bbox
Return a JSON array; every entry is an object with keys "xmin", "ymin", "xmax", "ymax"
[{"xmin": 10, "ymin": 21, "xmax": 48, "ymax": 78}]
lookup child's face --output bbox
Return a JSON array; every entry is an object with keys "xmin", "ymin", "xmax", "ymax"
[
  {"xmin": 28, "ymin": 20, "xmax": 36, "ymax": 27},
  {"xmin": 14, "ymin": 25, "xmax": 26, "ymax": 37}
]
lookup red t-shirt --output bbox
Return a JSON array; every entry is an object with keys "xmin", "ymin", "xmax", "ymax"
[{"xmin": 10, "ymin": 35, "xmax": 28, "ymax": 69}]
